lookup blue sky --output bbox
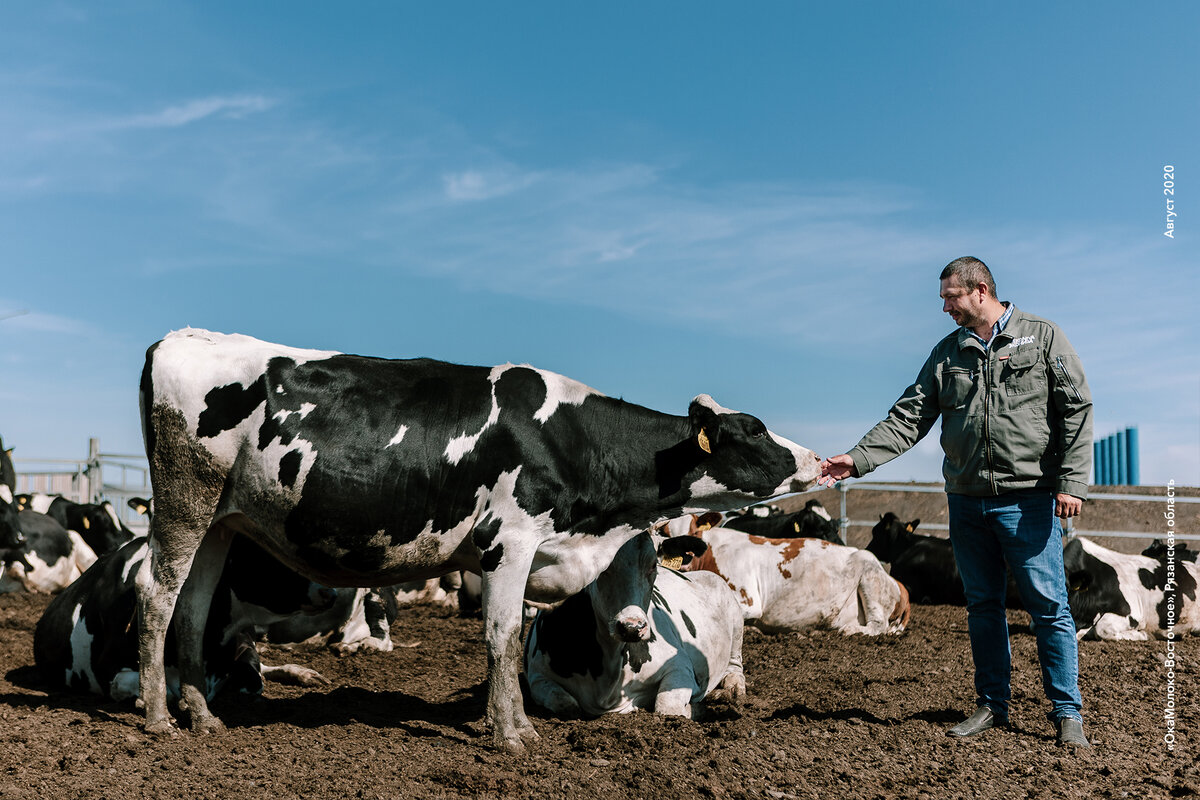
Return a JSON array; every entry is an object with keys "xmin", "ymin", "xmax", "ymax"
[{"xmin": 1, "ymin": 2, "xmax": 1196, "ymax": 488}]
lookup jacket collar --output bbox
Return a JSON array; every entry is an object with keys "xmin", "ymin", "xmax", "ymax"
[{"xmin": 957, "ymin": 304, "xmax": 1023, "ymax": 352}]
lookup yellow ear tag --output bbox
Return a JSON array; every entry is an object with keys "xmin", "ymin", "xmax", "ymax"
[
  {"xmin": 661, "ymin": 555, "xmax": 684, "ymax": 570},
  {"xmin": 794, "ymin": 522, "xmax": 801, "ymax": 533},
  {"xmin": 697, "ymin": 522, "xmax": 713, "ymax": 532},
  {"xmin": 83, "ymin": 517, "xmax": 90, "ymax": 530},
  {"xmin": 905, "ymin": 524, "xmax": 914, "ymax": 533},
  {"xmin": 698, "ymin": 428, "xmax": 712, "ymax": 454}
]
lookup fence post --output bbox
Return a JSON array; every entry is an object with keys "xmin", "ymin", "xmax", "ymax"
[
  {"xmin": 839, "ymin": 481, "xmax": 849, "ymax": 542},
  {"xmin": 87, "ymin": 438, "xmax": 102, "ymax": 503}
]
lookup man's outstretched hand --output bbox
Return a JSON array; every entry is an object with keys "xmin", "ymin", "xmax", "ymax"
[{"xmin": 818, "ymin": 454, "xmax": 857, "ymax": 487}]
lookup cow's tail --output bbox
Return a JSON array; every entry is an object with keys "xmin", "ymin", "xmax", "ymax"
[{"xmin": 139, "ymin": 341, "xmax": 161, "ymax": 468}]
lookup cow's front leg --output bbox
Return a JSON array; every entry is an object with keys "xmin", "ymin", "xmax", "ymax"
[{"xmin": 477, "ymin": 527, "xmax": 539, "ymax": 754}]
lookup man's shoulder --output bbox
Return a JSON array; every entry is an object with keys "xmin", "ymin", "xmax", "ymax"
[{"xmin": 1006, "ymin": 306, "xmax": 1063, "ymax": 333}]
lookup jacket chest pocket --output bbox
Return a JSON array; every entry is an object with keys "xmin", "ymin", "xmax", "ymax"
[
  {"xmin": 939, "ymin": 367, "xmax": 975, "ymax": 411},
  {"xmin": 1002, "ymin": 347, "xmax": 1045, "ymax": 396}
]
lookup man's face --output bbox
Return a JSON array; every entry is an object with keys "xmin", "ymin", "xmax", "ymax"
[{"xmin": 940, "ymin": 276, "xmax": 985, "ymax": 329}]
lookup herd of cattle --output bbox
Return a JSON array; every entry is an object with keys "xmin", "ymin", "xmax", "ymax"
[{"xmin": 0, "ymin": 328, "xmax": 1196, "ymax": 752}]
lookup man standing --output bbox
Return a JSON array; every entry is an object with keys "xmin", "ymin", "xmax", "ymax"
[{"xmin": 819, "ymin": 256, "xmax": 1093, "ymax": 747}]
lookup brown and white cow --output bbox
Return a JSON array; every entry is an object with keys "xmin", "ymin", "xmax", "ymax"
[{"xmin": 660, "ymin": 513, "xmax": 909, "ymax": 635}]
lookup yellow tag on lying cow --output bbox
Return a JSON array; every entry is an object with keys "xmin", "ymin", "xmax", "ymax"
[
  {"xmin": 661, "ymin": 556, "xmax": 684, "ymax": 570},
  {"xmin": 698, "ymin": 428, "xmax": 712, "ymax": 454},
  {"xmin": 905, "ymin": 524, "xmax": 914, "ymax": 533}
]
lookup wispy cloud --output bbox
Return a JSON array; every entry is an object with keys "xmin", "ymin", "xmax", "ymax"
[{"xmin": 96, "ymin": 94, "xmax": 277, "ymax": 131}]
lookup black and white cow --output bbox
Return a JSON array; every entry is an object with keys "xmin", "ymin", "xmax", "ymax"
[
  {"xmin": 136, "ymin": 328, "xmax": 821, "ymax": 752},
  {"xmin": 16, "ymin": 494, "xmax": 134, "ymax": 555},
  {"xmin": 35, "ymin": 534, "xmax": 331, "ymax": 701},
  {"xmin": 0, "ymin": 484, "xmax": 29, "ymax": 573},
  {"xmin": 1063, "ymin": 536, "xmax": 1199, "ymax": 640},
  {"xmin": 722, "ymin": 499, "xmax": 843, "ymax": 544},
  {"xmin": 1, "ymin": 511, "xmax": 97, "ymax": 593},
  {"xmin": 265, "ymin": 582, "xmax": 443, "ymax": 653},
  {"xmin": 524, "ymin": 532, "xmax": 745, "ymax": 717},
  {"xmin": 0, "ymin": 436, "xmax": 15, "ymax": 495}
]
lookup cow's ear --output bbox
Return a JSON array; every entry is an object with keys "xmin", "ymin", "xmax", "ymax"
[
  {"xmin": 658, "ymin": 535, "xmax": 708, "ymax": 567},
  {"xmin": 688, "ymin": 395, "xmax": 724, "ymax": 454},
  {"xmin": 694, "ymin": 511, "xmax": 723, "ymax": 532},
  {"xmin": 907, "ymin": 519, "xmax": 920, "ymax": 532}
]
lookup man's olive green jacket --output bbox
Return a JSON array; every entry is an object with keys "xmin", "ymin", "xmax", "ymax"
[{"xmin": 848, "ymin": 306, "xmax": 1093, "ymax": 499}]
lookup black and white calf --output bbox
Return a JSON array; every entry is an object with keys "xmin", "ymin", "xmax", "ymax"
[
  {"xmin": 35, "ymin": 535, "xmax": 330, "ymax": 701},
  {"xmin": 136, "ymin": 328, "xmax": 821, "ymax": 752},
  {"xmin": 0, "ymin": 511, "xmax": 97, "ymax": 593},
  {"xmin": 1063, "ymin": 536, "xmax": 1199, "ymax": 640},
  {"xmin": 524, "ymin": 532, "xmax": 745, "ymax": 717}
]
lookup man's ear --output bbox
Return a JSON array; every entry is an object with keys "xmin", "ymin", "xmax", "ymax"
[{"xmin": 688, "ymin": 395, "xmax": 724, "ymax": 454}]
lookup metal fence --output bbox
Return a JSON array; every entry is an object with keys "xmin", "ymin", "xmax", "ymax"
[
  {"xmin": 827, "ymin": 480, "xmax": 1199, "ymax": 542},
  {"xmin": 13, "ymin": 438, "xmax": 150, "ymax": 535}
]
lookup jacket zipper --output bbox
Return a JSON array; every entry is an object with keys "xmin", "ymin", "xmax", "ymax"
[
  {"xmin": 1057, "ymin": 356, "xmax": 1083, "ymax": 402},
  {"xmin": 984, "ymin": 348, "xmax": 997, "ymax": 495}
]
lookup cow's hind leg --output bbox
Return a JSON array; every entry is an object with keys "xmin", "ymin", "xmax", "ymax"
[
  {"xmin": 477, "ymin": 528, "xmax": 540, "ymax": 754},
  {"xmin": 136, "ymin": 516, "xmax": 211, "ymax": 734},
  {"xmin": 174, "ymin": 525, "xmax": 234, "ymax": 733}
]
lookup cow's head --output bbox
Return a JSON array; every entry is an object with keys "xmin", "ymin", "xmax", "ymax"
[
  {"xmin": 676, "ymin": 395, "xmax": 820, "ymax": 507},
  {"xmin": 867, "ymin": 512, "xmax": 920, "ymax": 563},
  {"xmin": 0, "ymin": 487, "xmax": 24, "ymax": 550},
  {"xmin": 588, "ymin": 532, "xmax": 708, "ymax": 643}
]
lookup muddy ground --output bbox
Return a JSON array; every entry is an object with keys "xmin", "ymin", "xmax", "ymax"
[{"xmin": 1, "ymin": 487, "xmax": 1195, "ymax": 800}]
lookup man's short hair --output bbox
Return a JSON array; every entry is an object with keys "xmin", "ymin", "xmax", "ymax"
[{"xmin": 941, "ymin": 256, "xmax": 997, "ymax": 298}]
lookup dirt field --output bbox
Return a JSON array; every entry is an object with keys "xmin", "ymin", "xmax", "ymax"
[{"xmin": 1, "ymin": 488, "xmax": 1195, "ymax": 800}]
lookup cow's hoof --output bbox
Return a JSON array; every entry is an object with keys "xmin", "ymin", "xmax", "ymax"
[
  {"xmin": 190, "ymin": 715, "xmax": 226, "ymax": 735},
  {"xmin": 143, "ymin": 720, "xmax": 177, "ymax": 738},
  {"xmin": 492, "ymin": 724, "xmax": 539, "ymax": 755}
]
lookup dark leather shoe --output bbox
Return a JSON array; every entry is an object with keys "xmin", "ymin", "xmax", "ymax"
[
  {"xmin": 1056, "ymin": 717, "xmax": 1091, "ymax": 747},
  {"xmin": 947, "ymin": 706, "xmax": 1005, "ymax": 738}
]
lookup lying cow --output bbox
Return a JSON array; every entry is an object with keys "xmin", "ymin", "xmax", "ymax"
[
  {"xmin": 866, "ymin": 512, "xmax": 1023, "ymax": 608},
  {"xmin": 1064, "ymin": 536, "xmax": 1199, "ymax": 641},
  {"xmin": 265, "ymin": 579, "xmax": 461, "ymax": 653},
  {"xmin": 1, "ymin": 511, "xmax": 97, "ymax": 593},
  {"xmin": 0, "ymin": 486, "xmax": 30, "ymax": 574},
  {"xmin": 136, "ymin": 328, "xmax": 821, "ymax": 752},
  {"xmin": 35, "ymin": 534, "xmax": 331, "ymax": 701},
  {"xmin": 723, "ymin": 499, "xmax": 843, "ymax": 544},
  {"xmin": 16, "ymin": 494, "xmax": 134, "ymax": 555},
  {"xmin": 524, "ymin": 532, "xmax": 745, "ymax": 717},
  {"xmin": 663, "ymin": 513, "xmax": 909, "ymax": 635}
]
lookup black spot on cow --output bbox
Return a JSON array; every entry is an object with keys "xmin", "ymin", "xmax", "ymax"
[
  {"xmin": 680, "ymin": 609, "xmax": 697, "ymax": 638},
  {"xmin": 197, "ymin": 376, "xmax": 268, "ymax": 439},
  {"xmin": 278, "ymin": 451, "xmax": 303, "ymax": 489},
  {"xmin": 530, "ymin": 591, "xmax": 603, "ymax": 680},
  {"xmin": 1138, "ymin": 545, "xmax": 1200, "ymax": 631}
]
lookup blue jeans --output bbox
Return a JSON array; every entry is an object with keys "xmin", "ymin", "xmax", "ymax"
[{"xmin": 947, "ymin": 489, "xmax": 1083, "ymax": 723}]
